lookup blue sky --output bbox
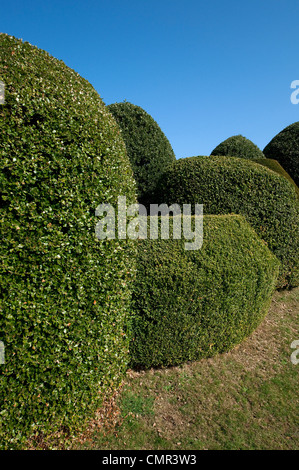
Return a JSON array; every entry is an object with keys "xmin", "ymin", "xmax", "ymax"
[{"xmin": 1, "ymin": 0, "xmax": 299, "ymax": 158}]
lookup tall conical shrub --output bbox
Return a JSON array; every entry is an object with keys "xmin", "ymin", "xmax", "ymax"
[{"xmin": 107, "ymin": 101, "xmax": 176, "ymax": 206}]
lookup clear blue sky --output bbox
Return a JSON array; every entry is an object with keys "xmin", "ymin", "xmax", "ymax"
[{"xmin": 1, "ymin": 0, "xmax": 299, "ymax": 159}]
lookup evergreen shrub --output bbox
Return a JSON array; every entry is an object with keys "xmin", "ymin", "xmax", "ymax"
[
  {"xmin": 130, "ymin": 215, "xmax": 280, "ymax": 369},
  {"xmin": 263, "ymin": 122, "xmax": 299, "ymax": 186},
  {"xmin": 255, "ymin": 158, "xmax": 299, "ymax": 199},
  {"xmin": 210, "ymin": 135, "xmax": 265, "ymax": 160},
  {"xmin": 107, "ymin": 101, "xmax": 176, "ymax": 205},
  {"xmin": 153, "ymin": 156, "xmax": 299, "ymax": 288},
  {"xmin": 0, "ymin": 34, "xmax": 137, "ymax": 449}
]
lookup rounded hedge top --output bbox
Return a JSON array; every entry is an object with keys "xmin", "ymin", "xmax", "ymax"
[
  {"xmin": 130, "ymin": 215, "xmax": 279, "ymax": 369},
  {"xmin": 153, "ymin": 155, "xmax": 299, "ymax": 289},
  {"xmin": 210, "ymin": 135, "xmax": 265, "ymax": 160},
  {"xmin": 107, "ymin": 101, "xmax": 176, "ymax": 205},
  {"xmin": 0, "ymin": 33, "xmax": 136, "ymax": 447},
  {"xmin": 263, "ymin": 121, "xmax": 299, "ymax": 185}
]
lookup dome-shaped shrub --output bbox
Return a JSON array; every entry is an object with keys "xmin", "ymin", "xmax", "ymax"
[
  {"xmin": 130, "ymin": 215, "xmax": 279, "ymax": 369},
  {"xmin": 210, "ymin": 135, "xmax": 265, "ymax": 160},
  {"xmin": 263, "ymin": 122, "xmax": 299, "ymax": 185},
  {"xmin": 107, "ymin": 101, "xmax": 176, "ymax": 205},
  {"xmin": 153, "ymin": 156, "xmax": 299, "ymax": 289},
  {"xmin": 0, "ymin": 34, "xmax": 136, "ymax": 448}
]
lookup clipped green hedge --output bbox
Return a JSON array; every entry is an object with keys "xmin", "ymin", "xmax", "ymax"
[
  {"xmin": 210, "ymin": 134, "xmax": 265, "ymax": 160},
  {"xmin": 153, "ymin": 156, "xmax": 299, "ymax": 289},
  {"xmin": 255, "ymin": 158, "xmax": 299, "ymax": 199},
  {"xmin": 107, "ymin": 101, "xmax": 176, "ymax": 206},
  {"xmin": 0, "ymin": 34, "xmax": 137, "ymax": 449},
  {"xmin": 130, "ymin": 215, "xmax": 280, "ymax": 369},
  {"xmin": 263, "ymin": 122, "xmax": 299, "ymax": 186}
]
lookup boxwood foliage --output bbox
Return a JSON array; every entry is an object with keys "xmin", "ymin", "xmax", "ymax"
[
  {"xmin": 0, "ymin": 34, "xmax": 137, "ymax": 449},
  {"xmin": 107, "ymin": 101, "xmax": 176, "ymax": 206},
  {"xmin": 263, "ymin": 122, "xmax": 299, "ymax": 185},
  {"xmin": 210, "ymin": 135, "xmax": 265, "ymax": 160},
  {"xmin": 130, "ymin": 215, "xmax": 280, "ymax": 369},
  {"xmin": 255, "ymin": 158, "xmax": 299, "ymax": 199},
  {"xmin": 153, "ymin": 156, "xmax": 299, "ymax": 289}
]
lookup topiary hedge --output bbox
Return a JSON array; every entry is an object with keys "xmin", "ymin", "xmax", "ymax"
[
  {"xmin": 263, "ymin": 122, "xmax": 299, "ymax": 185},
  {"xmin": 255, "ymin": 158, "xmax": 299, "ymax": 199},
  {"xmin": 0, "ymin": 34, "xmax": 137, "ymax": 449},
  {"xmin": 210, "ymin": 134, "xmax": 265, "ymax": 160},
  {"xmin": 130, "ymin": 215, "xmax": 280, "ymax": 369},
  {"xmin": 153, "ymin": 156, "xmax": 299, "ymax": 289},
  {"xmin": 107, "ymin": 101, "xmax": 176, "ymax": 206}
]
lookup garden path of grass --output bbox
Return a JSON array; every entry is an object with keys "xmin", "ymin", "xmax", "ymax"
[{"xmin": 73, "ymin": 287, "xmax": 298, "ymax": 450}]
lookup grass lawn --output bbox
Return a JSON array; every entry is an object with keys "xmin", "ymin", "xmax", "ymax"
[{"xmin": 32, "ymin": 287, "xmax": 299, "ymax": 450}]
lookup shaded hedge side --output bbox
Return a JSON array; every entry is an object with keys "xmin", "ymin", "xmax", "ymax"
[
  {"xmin": 255, "ymin": 158, "xmax": 299, "ymax": 199},
  {"xmin": 130, "ymin": 215, "xmax": 280, "ymax": 369},
  {"xmin": 107, "ymin": 101, "xmax": 176, "ymax": 206},
  {"xmin": 0, "ymin": 34, "xmax": 137, "ymax": 449},
  {"xmin": 263, "ymin": 122, "xmax": 299, "ymax": 186},
  {"xmin": 153, "ymin": 156, "xmax": 299, "ymax": 289}
]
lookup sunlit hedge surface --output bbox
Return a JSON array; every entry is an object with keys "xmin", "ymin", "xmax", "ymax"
[
  {"xmin": 153, "ymin": 156, "xmax": 299, "ymax": 289},
  {"xmin": 210, "ymin": 134, "xmax": 265, "ymax": 160},
  {"xmin": 0, "ymin": 34, "xmax": 137, "ymax": 449},
  {"xmin": 255, "ymin": 158, "xmax": 299, "ymax": 199}
]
